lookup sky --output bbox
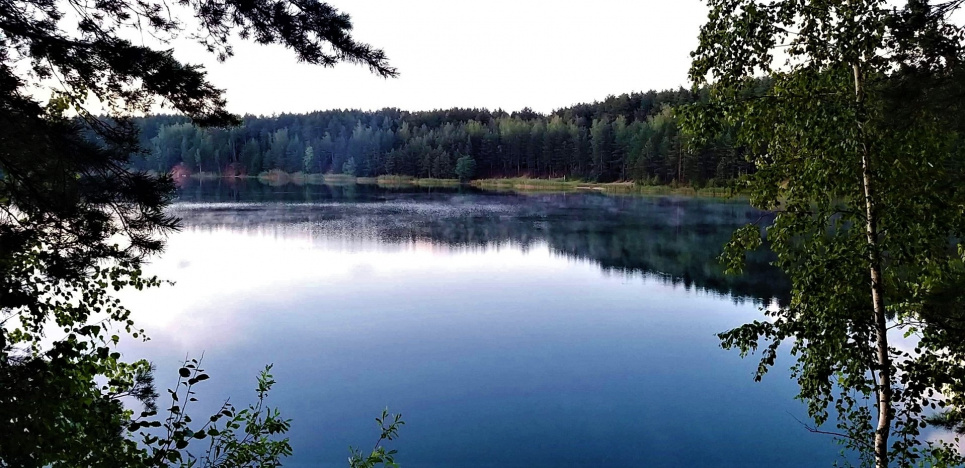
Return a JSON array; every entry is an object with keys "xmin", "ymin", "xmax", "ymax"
[{"xmin": 165, "ymin": 0, "xmax": 709, "ymax": 115}]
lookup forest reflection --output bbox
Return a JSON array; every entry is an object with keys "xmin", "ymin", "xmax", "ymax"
[{"xmin": 174, "ymin": 178, "xmax": 789, "ymax": 306}]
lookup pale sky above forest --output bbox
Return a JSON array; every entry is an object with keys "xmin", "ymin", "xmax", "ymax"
[{"xmin": 166, "ymin": 0, "xmax": 709, "ymax": 115}]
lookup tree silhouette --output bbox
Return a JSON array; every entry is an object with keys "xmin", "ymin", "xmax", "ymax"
[{"xmin": 0, "ymin": 0, "xmax": 394, "ymax": 464}]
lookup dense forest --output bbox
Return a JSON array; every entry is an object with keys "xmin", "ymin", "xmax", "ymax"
[{"xmin": 134, "ymin": 88, "xmax": 753, "ymax": 185}]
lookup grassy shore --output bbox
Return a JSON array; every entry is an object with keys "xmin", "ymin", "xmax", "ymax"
[
  {"xmin": 187, "ymin": 171, "xmax": 742, "ymax": 198},
  {"xmin": 469, "ymin": 177, "xmax": 740, "ymax": 198},
  {"xmin": 373, "ymin": 175, "xmax": 460, "ymax": 187},
  {"xmin": 247, "ymin": 171, "xmax": 461, "ymax": 187}
]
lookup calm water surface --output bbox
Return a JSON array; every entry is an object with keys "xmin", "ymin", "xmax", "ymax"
[{"xmin": 120, "ymin": 180, "xmax": 841, "ymax": 467}]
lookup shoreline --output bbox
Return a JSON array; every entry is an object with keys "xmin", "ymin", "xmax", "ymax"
[{"xmin": 178, "ymin": 172, "xmax": 744, "ymax": 198}]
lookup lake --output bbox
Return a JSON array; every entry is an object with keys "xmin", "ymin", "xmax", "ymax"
[{"xmin": 119, "ymin": 179, "xmax": 842, "ymax": 467}]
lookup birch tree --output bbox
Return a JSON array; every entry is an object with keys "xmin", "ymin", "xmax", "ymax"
[{"xmin": 688, "ymin": 0, "xmax": 965, "ymax": 466}]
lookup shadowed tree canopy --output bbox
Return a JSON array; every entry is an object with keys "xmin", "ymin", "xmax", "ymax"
[{"xmin": 0, "ymin": 0, "xmax": 394, "ymax": 464}]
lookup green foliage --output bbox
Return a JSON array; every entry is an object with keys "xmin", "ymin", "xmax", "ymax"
[
  {"xmin": 304, "ymin": 146, "xmax": 317, "ymax": 173},
  {"xmin": 348, "ymin": 409, "xmax": 405, "ymax": 468},
  {"xmin": 130, "ymin": 361, "xmax": 293, "ymax": 468},
  {"xmin": 687, "ymin": 0, "xmax": 965, "ymax": 466},
  {"xmin": 343, "ymin": 157, "xmax": 359, "ymax": 176},
  {"xmin": 454, "ymin": 155, "xmax": 477, "ymax": 181}
]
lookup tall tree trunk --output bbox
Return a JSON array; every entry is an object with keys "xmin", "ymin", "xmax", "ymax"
[{"xmin": 854, "ymin": 62, "xmax": 892, "ymax": 468}]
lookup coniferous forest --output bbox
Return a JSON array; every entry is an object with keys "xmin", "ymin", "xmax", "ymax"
[{"xmin": 135, "ymin": 88, "xmax": 752, "ymax": 185}]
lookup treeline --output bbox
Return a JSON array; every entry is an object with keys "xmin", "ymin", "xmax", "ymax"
[{"xmin": 135, "ymin": 88, "xmax": 753, "ymax": 185}]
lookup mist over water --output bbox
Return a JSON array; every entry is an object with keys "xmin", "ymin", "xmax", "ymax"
[{"xmin": 121, "ymin": 180, "xmax": 839, "ymax": 468}]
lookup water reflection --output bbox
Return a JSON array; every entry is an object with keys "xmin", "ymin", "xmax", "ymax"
[
  {"xmin": 116, "ymin": 181, "xmax": 838, "ymax": 468},
  {"xmin": 173, "ymin": 179, "xmax": 789, "ymax": 306}
]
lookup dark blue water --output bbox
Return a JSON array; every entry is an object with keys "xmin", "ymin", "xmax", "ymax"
[{"xmin": 121, "ymin": 181, "xmax": 842, "ymax": 467}]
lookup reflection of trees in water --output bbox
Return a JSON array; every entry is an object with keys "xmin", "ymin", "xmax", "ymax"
[
  {"xmin": 174, "ymin": 177, "xmax": 384, "ymax": 203},
  {"xmin": 174, "ymin": 179, "xmax": 790, "ymax": 306}
]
